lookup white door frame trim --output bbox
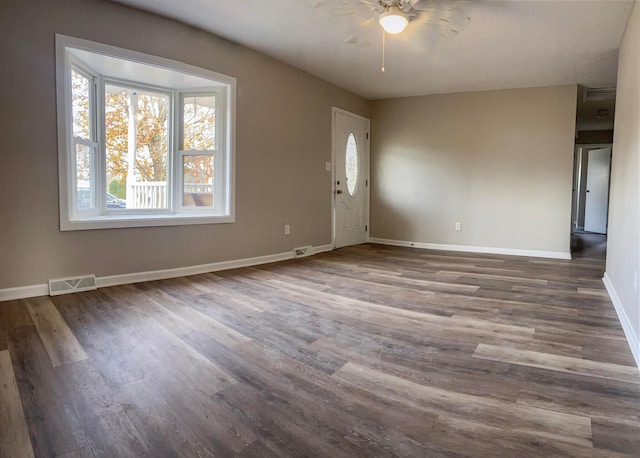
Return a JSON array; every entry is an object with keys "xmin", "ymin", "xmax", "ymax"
[{"xmin": 331, "ymin": 107, "xmax": 371, "ymax": 248}]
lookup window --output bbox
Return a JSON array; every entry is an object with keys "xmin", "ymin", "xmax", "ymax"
[
  {"xmin": 56, "ymin": 35, "xmax": 236, "ymax": 230},
  {"xmin": 345, "ymin": 132, "xmax": 359, "ymax": 196}
]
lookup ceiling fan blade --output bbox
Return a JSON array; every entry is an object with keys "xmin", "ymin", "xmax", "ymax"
[
  {"xmin": 413, "ymin": 0, "xmax": 470, "ymax": 7},
  {"xmin": 359, "ymin": 0, "xmax": 386, "ymax": 13},
  {"xmin": 406, "ymin": 0, "xmax": 472, "ymax": 41},
  {"xmin": 361, "ymin": 17, "xmax": 376, "ymax": 27},
  {"xmin": 416, "ymin": 2, "xmax": 470, "ymax": 26}
]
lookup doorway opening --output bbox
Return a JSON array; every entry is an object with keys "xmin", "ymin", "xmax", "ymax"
[
  {"xmin": 571, "ymin": 85, "xmax": 616, "ymax": 260},
  {"xmin": 571, "ymin": 145, "xmax": 611, "ymax": 259},
  {"xmin": 572, "ymin": 146, "xmax": 612, "ymax": 234}
]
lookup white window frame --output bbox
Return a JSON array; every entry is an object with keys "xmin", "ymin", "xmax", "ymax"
[
  {"xmin": 69, "ymin": 62, "xmax": 100, "ymax": 219},
  {"xmin": 177, "ymin": 90, "xmax": 226, "ymax": 215},
  {"xmin": 100, "ymin": 78, "xmax": 175, "ymax": 215},
  {"xmin": 56, "ymin": 34, "xmax": 236, "ymax": 231}
]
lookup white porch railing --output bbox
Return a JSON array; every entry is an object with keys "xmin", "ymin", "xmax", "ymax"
[
  {"xmin": 129, "ymin": 181, "xmax": 167, "ymax": 209},
  {"xmin": 184, "ymin": 184, "xmax": 213, "ymax": 194},
  {"xmin": 128, "ymin": 181, "xmax": 213, "ymax": 209}
]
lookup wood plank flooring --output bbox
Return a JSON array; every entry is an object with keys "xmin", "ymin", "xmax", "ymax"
[{"xmin": 1, "ymin": 243, "xmax": 639, "ymax": 457}]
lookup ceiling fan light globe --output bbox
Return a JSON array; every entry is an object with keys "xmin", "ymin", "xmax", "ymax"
[{"xmin": 379, "ymin": 7, "xmax": 409, "ymax": 34}]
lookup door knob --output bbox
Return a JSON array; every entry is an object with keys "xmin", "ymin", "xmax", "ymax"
[{"xmin": 336, "ymin": 190, "xmax": 343, "ymax": 194}]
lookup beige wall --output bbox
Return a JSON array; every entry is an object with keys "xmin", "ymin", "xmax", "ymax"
[
  {"xmin": 0, "ymin": 0, "xmax": 370, "ymax": 289},
  {"xmin": 607, "ymin": 1, "xmax": 640, "ymax": 339},
  {"xmin": 371, "ymin": 86, "xmax": 577, "ymax": 255}
]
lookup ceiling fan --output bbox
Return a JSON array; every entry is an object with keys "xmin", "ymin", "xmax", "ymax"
[
  {"xmin": 314, "ymin": 0, "xmax": 473, "ymax": 71},
  {"xmin": 341, "ymin": 0, "xmax": 472, "ymax": 38}
]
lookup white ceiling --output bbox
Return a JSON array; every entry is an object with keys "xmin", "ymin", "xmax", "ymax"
[{"xmin": 111, "ymin": 0, "xmax": 634, "ymax": 100}]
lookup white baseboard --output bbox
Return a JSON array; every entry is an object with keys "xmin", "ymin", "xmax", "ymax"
[
  {"xmin": 0, "ymin": 244, "xmax": 335, "ymax": 302},
  {"xmin": 310, "ymin": 244, "xmax": 334, "ymax": 255},
  {"xmin": 368, "ymin": 237, "xmax": 571, "ymax": 260},
  {"xmin": 603, "ymin": 272, "xmax": 640, "ymax": 370},
  {"xmin": 0, "ymin": 284, "xmax": 50, "ymax": 302}
]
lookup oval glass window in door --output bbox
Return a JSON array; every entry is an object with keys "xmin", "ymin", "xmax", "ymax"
[{"xmin": 345, "ymin": 133, "xmax": 359, "ymax": 196}]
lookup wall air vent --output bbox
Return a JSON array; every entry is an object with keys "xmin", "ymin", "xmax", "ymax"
[
  {"xmin": 49, "ymin": 275, "xmax": 97, "ymax": 296},
  {"xmin": 293, "ymin": 246, "xmax": 313, "ymax": 258},
  {"xmin": 583, "ymin": 87, "xmax": 616, "ymax": 102}
]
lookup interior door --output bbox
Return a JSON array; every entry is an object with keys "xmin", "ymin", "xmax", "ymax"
[
  {"xmin": 333, "ymin": 109, "xmax": 369, "ymax": 248},
  {"xmin": 584, "ymin": 147, "xmax": 612, "ymax": 234}
]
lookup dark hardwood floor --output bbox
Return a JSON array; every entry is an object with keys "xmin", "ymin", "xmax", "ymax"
[
  {"xmin": 1, "ymin": 243, "xmax": 639, "ymax": 457},
  {"xmin": 571, "ymin": 231, "xmax": 607, "ymax": 260}
]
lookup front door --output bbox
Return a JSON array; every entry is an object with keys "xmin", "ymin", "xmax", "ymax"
[
  {"xmin": 333, "ymin": 109, "xmax": 369, "ymax": 248},
  {"xmin": 584, "ymin": 147, "xmax": 612, "ymax": 234}
]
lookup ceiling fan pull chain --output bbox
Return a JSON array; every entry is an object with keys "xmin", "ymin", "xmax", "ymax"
[{"xmin": 381, "ymin": 29, "xmax": 386, "ymax": 72}]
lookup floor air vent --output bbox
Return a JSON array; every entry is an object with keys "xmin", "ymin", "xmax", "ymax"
[
  {"xmin": 49, "ymin": 275, "xmax": 97, "ymax": 296},
  {"xmin": 294, "ymin": 246, "xmax": 313, "ymax": 258}
]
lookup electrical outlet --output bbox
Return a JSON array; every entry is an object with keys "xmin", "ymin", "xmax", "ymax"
[
  {"xmin": 284, "ymin": 224, "xmax": 291, "ymax": 235},
  {"xmin": 634, "ymin": 271, "xmax": 638, "ymax": 293},
  {"xmin": 455, "ymin": 222, "xmax": 461, "ymax": 231}
]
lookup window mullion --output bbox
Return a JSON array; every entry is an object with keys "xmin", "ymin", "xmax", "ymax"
[
  {"xmin": 175, "ymin": 92, "xmax": 185, "ymax": 214},
  {"xmin": 170, "ymin": 90, "xmax": 179, "ymax": 213},
  {"xmin": 96, "ymin": 75, "xmax": 106, "ymax": 215}
]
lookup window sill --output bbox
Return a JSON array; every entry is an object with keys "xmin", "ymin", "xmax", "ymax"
[{"xmin": 61, "ymin": 213, "xmax": 234, "ymax": 231}]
